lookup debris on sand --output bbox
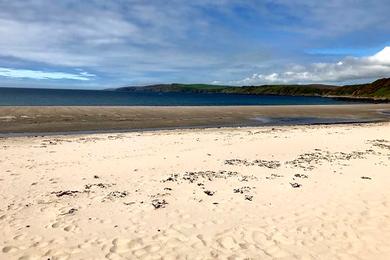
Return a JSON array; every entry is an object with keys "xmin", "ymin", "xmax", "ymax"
[
  {"xmin": 162, "ymin": 174, "xmax": 179, "ymax": 182},
  {"xmin": 290, "ymin": 183, "xmax": 302, "ymax": 188},
  {"xmin": 61, "ymin": 208, "xmax": 78, "ymax": 215},
  {"xmin": 239, "ymin": 175, "xmax": 258, "ymax": 182},
  {"xmin": 253, "ymin": 160, "xmax": 281, "ymax": 169},
  {"xmin": 225, "ymin": 159, "xmax": 281, "ymax": 169},
  {"xmin": 84, "ymin": 183, "xmax": 114, "ymax": 190},
  {"xmin": 294, "ymin": 173, "xmax": 308, "ymax": 178},
  {"xmin": 245, "ymin": 195, "xmax": 253, "ymax": 201},
  {"xmin": 266, "ymin": 174, "xmax": 283, "ymax": 180},
  {"xmin": 225, "ymin": 159, "xmax": 252, "ymax": 166},
  {"xmin": 183, "ymin": 171, "xmax": 238, "ymax": 183},
  {"xmin": 234, "ymin": 187, "xmax": 254, "ymax": 200},
  {"xmin": 204, "ymin": 190, "xmax": 215, "ymax": 196},
  {"xmin": 150, "ymin": 192, "xmax": 171, "ymax": 198},
  {"xmin": 233, "ymin": 186, "xmax": 251, "ymax": 194},
  {"xmin": 151, "ymin": 199, "xmax": 168, "ymax": 209},
  {"xmin": 104, "ymin": 191, "xmax": 128, "ymax": 200},
  {"xmin": 369, "ymin": 139, "xmax": 390, "ymax": 150},
  {"xmin": 162, "ymin": 170, "xmax": 238, "ymax": 183},
  {"xmin": 51, "ymin": 190, "xmax": 80, "ymax": 197},
  {"xmin": 286, "ymin": 149, "xmax": 375, "ymax": 171}
]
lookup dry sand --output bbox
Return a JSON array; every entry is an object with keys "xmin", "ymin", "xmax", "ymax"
[{"xmin": 1, "ymin": 122, "xmax": 390, "ymax": 259}]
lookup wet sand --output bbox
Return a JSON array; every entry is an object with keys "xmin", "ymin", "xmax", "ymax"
[
  {"xmin": 0, "ymin": 122, "xmax": 390, "ymax": 259},
  {"xmin": 1, "ymin": 104, "xmax": 390, "ymax": 134}
]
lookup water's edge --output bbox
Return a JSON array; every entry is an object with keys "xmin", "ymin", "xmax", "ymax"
[{"xmin": 1, "ymin": 118, "xmax": 386, "ymax": 138}]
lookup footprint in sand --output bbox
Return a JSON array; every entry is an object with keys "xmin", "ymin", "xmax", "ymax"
[
  {"xmin": 2, "ymin": 245, "xmax": 19, "ymax": 253},
  {"xmin": 217, "ymin": 236, "xmax": 240, "ymax": 250}
]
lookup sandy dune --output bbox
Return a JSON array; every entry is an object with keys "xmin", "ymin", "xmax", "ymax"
[{"xmin": 1, "ymin": 123, "xmax": 390, "ymax": 259}]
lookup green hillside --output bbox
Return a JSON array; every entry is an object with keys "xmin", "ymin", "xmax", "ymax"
[{"xmin": 116, "ymin": 78, "xmax": 390, "ymax": 100}]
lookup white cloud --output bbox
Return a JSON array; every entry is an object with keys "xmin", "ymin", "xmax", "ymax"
[
  {"xmin": 369, "ymin": 47, "xmax": 390, "ymax": 65},
  {"xmin": 0, "ymin": 1, "xmax": 215, "ymax": 67},
  {"xmin": 0, "ymin": 67, "xmax": 96, "ymax": 81},
  {"xmin": 238, "ymin": 47, "xmax": 390, "ymax": 85}
]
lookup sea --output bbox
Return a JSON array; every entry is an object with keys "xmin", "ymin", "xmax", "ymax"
[{"xmin": 0, "ymin": 87, "xmax": 362, "ymax": 106}]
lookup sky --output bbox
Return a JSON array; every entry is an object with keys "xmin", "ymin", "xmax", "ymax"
[{"xmin": 0, "ymin": 0, "xmax": 389, "ymax": 89}]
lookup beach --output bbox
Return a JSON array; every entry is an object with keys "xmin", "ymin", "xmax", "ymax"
[
  {"xmin": 1, "ymin": 104, "xmax": 390, "ymax": 134},
  {"xmin": 1, "ymin": 119, "xmax": 390, "ymax": 259},
  {"xmin": 1, "ymin": 0, "xmax": 389, "ymax": 258}
]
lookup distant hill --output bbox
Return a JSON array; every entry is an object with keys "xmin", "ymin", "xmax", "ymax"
[
  {"xmin": 327, "ymin": 78, "xmax": 390, "ymax": 99},
  {"xmin": 115, "ymin": 78, "xmax": 390, "ymax": 100},
  {"xmin": 117, "ymin": 83, "xmax": 231, "ymax": 93}
]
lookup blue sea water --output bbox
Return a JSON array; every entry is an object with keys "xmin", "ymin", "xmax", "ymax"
[{"xmin": 0, "ymin": 87, "xmax": 362, "ymax": 106}]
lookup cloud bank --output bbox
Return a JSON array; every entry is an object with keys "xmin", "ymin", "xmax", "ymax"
[
  {"xmin": 238, "ymin": 47, "xmax": 390, "ymax": 85},
  {"xmin": 0, "ymin": 1, "xmax": 389, "ymax": 87},
  {"xmin": 0, "ymin": 67, "xmax": 95, "ymax": 81}
]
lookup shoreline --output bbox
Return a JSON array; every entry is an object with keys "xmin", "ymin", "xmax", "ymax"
[
  {"xmin": 1, "ymin": 104, "xmax": 390, "ymax": 135},
  {"xmin": 326, "ymin": 95, "xmax": 390, "ymax": 102},
  {"xmin": 0, "ymin": 119, "xmax": 387, "ymax": 138}
]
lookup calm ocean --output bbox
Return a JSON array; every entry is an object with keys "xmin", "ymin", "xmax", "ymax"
[{"xmin": 0, "ymin": 87, "xmax": 361, "ymax": 106}]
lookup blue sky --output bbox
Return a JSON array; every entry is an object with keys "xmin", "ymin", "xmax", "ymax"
[{"xmin": 0, "ymin": 0, "xmax": 389, "ymax": 89}]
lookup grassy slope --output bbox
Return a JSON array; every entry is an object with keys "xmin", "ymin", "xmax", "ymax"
[
  {"xmin": 116, "ymin": 78, "xmax": 390, "ymax": 100},
  {"xmin": 329, "ymin": 78, "xmax": 390, "ymax": 98}
]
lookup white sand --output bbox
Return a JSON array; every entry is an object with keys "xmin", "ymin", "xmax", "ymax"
[{"xmin": 1, "ymin": 123, "xmax": 390, "ymax": 259}]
